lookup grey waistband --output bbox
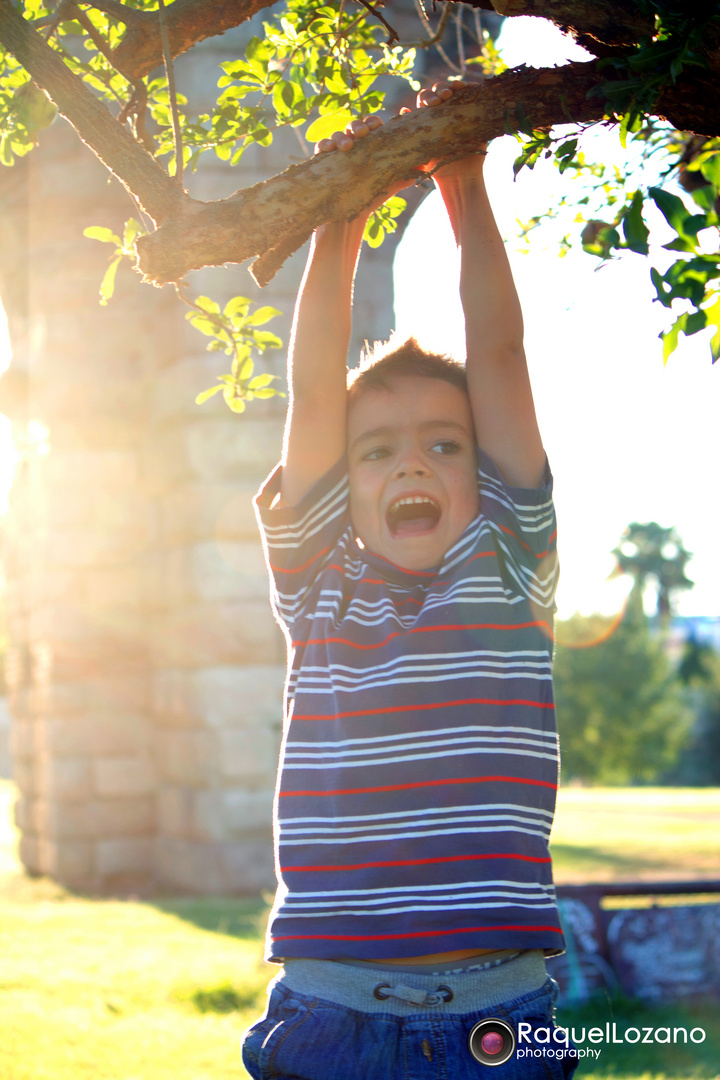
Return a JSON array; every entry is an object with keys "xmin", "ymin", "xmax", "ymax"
[{"xmin": 276, "ymin": 950, "xmax": 547, "ymax": 1017}]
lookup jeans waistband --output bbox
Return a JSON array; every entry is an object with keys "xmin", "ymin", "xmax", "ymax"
[{"xmin": 277, "ymin": 950, "xmax": 547, "ymax": 1017}]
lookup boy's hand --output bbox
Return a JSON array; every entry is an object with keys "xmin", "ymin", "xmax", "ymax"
[{"xmin": 401, "ymin": 83, "xmax": 487, "ymax": 181}]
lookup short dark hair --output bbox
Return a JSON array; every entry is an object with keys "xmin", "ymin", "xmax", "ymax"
[{"xmin": 346, "ymin": 336, "xmax": 468, "ymax": 404}]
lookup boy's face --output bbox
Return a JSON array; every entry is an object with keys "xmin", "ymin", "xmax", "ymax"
[{"xmin": 347, "ymin": 376, "xmax": 480, "ymax": 571}]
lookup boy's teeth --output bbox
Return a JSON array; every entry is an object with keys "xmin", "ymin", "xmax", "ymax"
[{"xmin": 391, "ymin": 496, "xmax": 437, "ymax": 510}]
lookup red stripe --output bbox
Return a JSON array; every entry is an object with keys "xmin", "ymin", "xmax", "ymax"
[
  {"xmin": 283, "ymin": 852, "xmax": 552, "ymax": 873},
  {"xmin": 497, "ymin": 524, "xmax": 557, "ymax": 560},
  {"xmin": 293, "ymin": 697, "xmax": 555, "ymax": 721},
  {"xmin": 280, "ymin": 774, "xmax": 557, "ymax": 798},
  {"xmin": 292, "ymin": 620, "xmax": 553, "ymax": 650},
  {"xmin": 326, "ymin": 573, "xmax": 423, "ymax": 603},
  {"xmin": 273, "ymin": 924, "xmax": 564, "ymax": 942},
  {"xmin": 270, "ymin": 546, "xmax": 330, "ymax": 575}
]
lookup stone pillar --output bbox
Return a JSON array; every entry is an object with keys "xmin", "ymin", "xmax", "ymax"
[{"xmin": 0, "ymin": 119, "xmax": 168, "ymax": 890}]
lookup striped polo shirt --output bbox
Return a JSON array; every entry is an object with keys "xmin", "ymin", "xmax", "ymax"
[{"xmin": 255, "ymin": 448, "xmax": 564, "ymax": 962}]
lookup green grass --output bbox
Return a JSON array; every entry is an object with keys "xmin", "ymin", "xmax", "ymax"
[
  {"xmin": 551, "ymin": 787, "xmax": 720, "ymax": 883},
  {"xmin": 1, "ymin": 781, "xmax": 719, "ymax": 1079}
]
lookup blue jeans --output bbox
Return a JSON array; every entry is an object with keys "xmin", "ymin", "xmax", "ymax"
[{"xmin": 242, "ymin": 962, "xmax": 579, "ymax": 1080}]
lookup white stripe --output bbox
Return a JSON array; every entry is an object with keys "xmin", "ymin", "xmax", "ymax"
[
  {"xmin": 275, "ymin": 898, "xmax": 558, "ymax": 918},
  {"xmin": 282, "ymin": 801, "xmax": 554, "ymax": 826},
  {"xmin": 279, "ymin": 822, "xmax": 551, "ymax": 844},
  {"xmin": 282, "ymin": 811, "xmax": 552, "ymax": 837},
  {"xmin": 282, "ymin": 745, "xmax": 557, "ymax": 770},
  {"xmin": 287, "ymin": 724, "xmax": 557, "ymax": 751},
  {"xmin": 285, "ymin": 878, "xmax": 555, "ymax": 898}
]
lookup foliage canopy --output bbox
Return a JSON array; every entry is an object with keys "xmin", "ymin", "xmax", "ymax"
[{"xmin": 0, "ymin": 0, "xmax": 719, "ymax": 408}]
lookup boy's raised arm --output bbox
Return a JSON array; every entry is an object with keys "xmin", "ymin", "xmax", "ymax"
[
  {"xmin": 279, "ymin": 212, "xmax": 365, "ymax": 508},
  {"xmin": 428, "ymin": 89, "xmax": 546, "ymax": 490}
]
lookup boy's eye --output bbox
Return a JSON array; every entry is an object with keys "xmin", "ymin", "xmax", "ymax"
[
  {"xmin": 362, "ymin": 446, "xmax": 391, "ymax": 461},
  {"xmin": 430, "ymin": 440, "xmax": 461, "ymax": 455}
]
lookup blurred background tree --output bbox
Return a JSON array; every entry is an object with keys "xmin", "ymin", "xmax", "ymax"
[{"xmin": 610, "ymin": 521, "xmax": 694, "ymax": 619}]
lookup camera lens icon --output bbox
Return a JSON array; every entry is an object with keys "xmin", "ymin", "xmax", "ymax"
[{"xmin": 468, "ymin": 1017, "xmax": 516, "ymax": 1066}]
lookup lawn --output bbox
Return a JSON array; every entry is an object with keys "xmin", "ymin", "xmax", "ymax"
[{"xmin": 0, "ymin": 781, "xmax": 718, "ymax": 1080}]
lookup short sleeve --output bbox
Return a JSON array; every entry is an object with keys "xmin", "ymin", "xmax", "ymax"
[
  {"xmin": 476, "ymin": 447, "xmax": 559, "ymax": 610},
  {"xmin": 254, "ymin": 456, "xmax": 351, "ymax": 630}
]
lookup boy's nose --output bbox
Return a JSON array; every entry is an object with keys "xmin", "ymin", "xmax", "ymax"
[{"xmin": 394, "ymin": 454, "xmax": 431, "ymax": 479}]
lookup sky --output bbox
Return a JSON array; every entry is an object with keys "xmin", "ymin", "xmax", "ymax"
[
  {"xmin": 394, "ymin": 17, "xmax": 720, "ymax": 621},
  {"xmin": 0, "ymin": 16, "xmax": 717, "ymax": 622}
]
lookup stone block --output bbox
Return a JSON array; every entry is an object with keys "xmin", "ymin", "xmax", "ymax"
[
  {"xmin": 12, "ymin": 761, "xmax": 37, "ymax": 797},
  {"xmin": 148, "ymin": 419, "xmax": 282, "ymax": 495},
  {"xmin": 92, "ymin": 755, "xmax": 155, "ymax": 798},
  {"xmin": 80, "ymin": 567, "xmax": 145, "ymax": 609},
  {"xmin": 96, "ymin": 837, "xmax": 154, "ymax": 879},
  {"xmin": 157, "ymin": 786, "xmax": 193, "ymax": 837},
  {"xmin": 92, "ymin": 797, "xmax": 155, "ymax": 838},
  {"xmin": 221, "ymin": 840, "xmax": 276, "ymax": 894},
  {"xmin": 35, "ymin": 717, "xmax": 92, "ymax": 759},
  {"xmin": 13, "ymin": 794, "xmax": 36, "ymax": 833},
  {"xmin": 19, "ymin": 834, "xmax": 41, "ymax": 875},
  {"xmin": 151, "ymin": 600, "xmax": 285, "ymax": 667},
  {"xmin": 30, "ymin": 681, "xmax": 88, "ymax": 716},
  {"xmin": 160, "ymin": 482, "xmax": 260, "ymax": 544},
  {"xmin": 156, "ymin": 836, "xmax": 226, "ymax": 894},
  {"xmin": 36, "ymin": 757, "xmax": 91, "ymax": 803},
  {"xmin": 48, "ymin": 524, "xmax": 151, "ymax": 569},
  {"xmin": 9, "ymin": 719, "xmax": 36, "ymax": 762},
  {"xmin": 192, "ymin": 789, "xmax": 273, "ymax": 843},
  {"xmin": 218, "ymin": 727, "xmax": 277, "ymax": 785},
  {"xmin": 153, "ymin": 665, "xmax": 284, "ymax": 731},
  {"xmin": 162, "ymin": 541, "xmax": 270, "ymax": 607},
  {"xmin": 37, "ymin": 838, "xmax": 93, "ymax": 884},
  {"xmin": 155, "ymin": 730, "xmax": 217, "ymax": 788},
  {"xmin": 35, "ymin": 798, "xmax": 94, "ymax": 840},
  {"xmin": 222, "ymin": 789, "xmax": 274, "ymax": 839}
]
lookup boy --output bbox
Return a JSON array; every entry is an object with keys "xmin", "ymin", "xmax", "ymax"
[{"xmin": 243, "ymin": 85, "xmax": 577, "ymax": 1079}]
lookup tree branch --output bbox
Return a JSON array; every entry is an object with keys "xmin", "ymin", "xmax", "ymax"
[
  {"xmin": 134, "ymin": 52, "xmax": 720, "ymax": 289},
  {"xmin": 110, "ymin": 0, "xmax": 282, "ymax": 82},
  {"xmin": 0, "ymin": 0, "xmax": 183, "ymax": 224},
  {"xmin": 446, "ymin": 0, "xmax": 654, "ymax": 48},
  {"xmin": 136, "ymin": 60, "xmax": 611, "ymax": 286}
]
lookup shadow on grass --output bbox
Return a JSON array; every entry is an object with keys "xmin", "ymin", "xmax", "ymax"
[
  {"xmin": 550, "ymin": 842, "xmax": 685, "ymax": 880},
  {"xmin": 152, "ymin": 895, "xmax": 271, "ymax": 942}
]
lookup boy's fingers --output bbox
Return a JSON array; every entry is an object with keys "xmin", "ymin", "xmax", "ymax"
[
  {"xmin": 346, "ymin": 115, "xmax": 382, "ymax": 138},
  {"xmin": 314, "ymin": 131, "xmax": 353, "ymax": 154}
]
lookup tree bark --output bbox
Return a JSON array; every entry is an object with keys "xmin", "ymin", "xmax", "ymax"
[
  {"xmin": 110, "ymin": 0, "xmax": 280, "ymax": 81},
  {"xmin": 0, "ymin": 0, "xmax": 183, "ymax": 223}
]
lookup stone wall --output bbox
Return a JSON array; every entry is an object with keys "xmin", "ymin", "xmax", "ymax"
[{"xmin": 0, "ymin": 16, "xmax": 405, "ymax": 893}]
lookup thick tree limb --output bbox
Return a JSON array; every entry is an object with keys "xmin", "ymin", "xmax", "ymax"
[
  {"xmin": 450, "ymin": 0, "xmax": 653, "ymax": 48},
  {"xmin": 135, "ymin": 52, "xmax": 720, "ymax": 289},
  {"xmin": 136, "ymin": 61, "xmax": 610, "ymax": 286},
  {"xmin": 110, "ymin": 0, "xmax": 280, "ymax": 81},
  {"xmin": 0, "ymin": 0, "xmax": 183, "ymax": 223}
]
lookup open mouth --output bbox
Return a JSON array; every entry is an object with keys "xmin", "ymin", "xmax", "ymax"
[{"xmin": 386, "ymin": 495, "xmax": 441, "ymax": 538}]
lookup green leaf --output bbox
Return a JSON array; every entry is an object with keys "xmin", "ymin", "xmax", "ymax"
[
  {"xmin": 699, "ymin": 152, "xmax": 720, "ymax": 188},
  {"xmin": 242, "ymin": 305, "xmax": 281, "ymax": 327},
  {"xmin": 195, "ymin": 384, "xmax": 225, "ymax": 405},
  {"xmin": 193, "ymin": 295, "xmax": 221, "ymax": 315},
  {"xmin": 99, "ymin": 256, "xmax": 121, "ymax": 305},
  {"xmin": 649, "ymin": 186, "xmax": 690, "ymax": 235},
  {"xmin": 223, "ymin": 386, "xmax": 246, "ymax": 412},
  {"xmin": 223, "ymin": 296, "xmax": 251, "ymax": 320},
  {"xmin": 661, "ymin": 313, "xmax": 686, "ymax": 365},
  {"xmin": 622, "ymin": 191, "xmax": 649, "ymax": 255},
  {"xmin": 248, "ymin": 373, "xmax": 277, "ymax": 389},
  {"xmin": 84, "ymin": 225, "xmax": 121, "ymax": 245},
  {"xmin": 305, "ymin": 110, "xmax": 353, "ymax": 143}
]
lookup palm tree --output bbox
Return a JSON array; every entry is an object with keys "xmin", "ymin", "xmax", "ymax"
[{"xmin": 611, "ymin": 522, "xmax": 694, "ymax": 618}]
